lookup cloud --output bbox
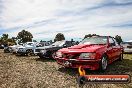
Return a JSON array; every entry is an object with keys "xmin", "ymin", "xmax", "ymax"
[
  {"xmin": 0, "ymin": 0, "xmax": 132, "ymax": 41},
  {"xmin": 105, "ymin": 21, "xmax": 132, "ymax": 28}
]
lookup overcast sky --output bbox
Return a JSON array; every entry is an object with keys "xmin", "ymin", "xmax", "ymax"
[{"xmin": 0, "ymin": 0, "xmax": 132, "ymax": 41}]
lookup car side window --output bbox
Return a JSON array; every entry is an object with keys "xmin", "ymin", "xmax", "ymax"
[
  {"xmin": 109, "ymin": 38, "xmax": 116, "ymax": 46},
  {"xmin": 65, "ymin": 41, "xmax": 72, "ymax": 47}
]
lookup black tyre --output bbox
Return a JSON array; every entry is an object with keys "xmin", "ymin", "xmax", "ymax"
[
  {"xmin": 39, "ymin": 55, "xmax": 43, "ymax": 59},
  {"xmin": 26, "ymin": 49, "xmax": 33, "ymax": 56},
  {"xmin": 99, "ymin": 55, "xmax": 108, "ymax": 71},
  {"xmin": 77, "ymin": 76, "xmax": 86, "ymax": 86}
]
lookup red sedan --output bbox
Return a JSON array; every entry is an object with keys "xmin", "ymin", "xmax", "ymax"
[{"xmin": 55, "ymin": 36, "xmax": 123, "ymax": 71}]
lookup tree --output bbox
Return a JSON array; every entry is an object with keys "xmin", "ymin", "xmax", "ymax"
[
  {"xmin": 12, "ymin": 37, "xmax": 17, "ymax": 41},
  {"xmin": 0, "ymin": 34, "xmax": 16, "ymax": 46},
  {"xmin": 6, "ymin": 38, "xmax": 16, "ymax": 45},
  {"xmin": 1, "ymin": 34, "xmax": 9, "ymax": 40},
  {"xmin": 33, "ymin": 40, "xmax": 37, "ymax": 42},
  {"xmin": 115, "ymin": 35, "xmax": 123, "ymax": 45},
  {"xmin": 40, "ymin": 40, "xmax": 43, "ymax": 42},
  {"xmin": 17, "ymin": 30, "xmax": 33, "ymax": 43},
  {"xmin": 84, "ymin": 34, "xmax": 99, "ymax": 39},
  {"xmin": 84, "ymin": 34, "xmax": 92, "ymax": 39},
  {"xmin": 54, "ymin": 33, "xmax": 65, "ymax": 42},
  {"xmin": 71, "ymin": 39, "xmax": 74, "ymax": 42},
  {"xmin": 0, "ymin": 34, "xmax": 9, "ymax": 44}
]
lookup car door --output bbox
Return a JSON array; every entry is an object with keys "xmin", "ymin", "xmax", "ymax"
[
  {"xmin": 112, "ymin": 38, "xmax": 121, "ymax": 59},
  {"xmin": 107, "ymin": 37, "xmax": 115, "ymax": 62},
  {"xmin": 109, "ymin": 37, "xmax": 120, "ymax": 61}
]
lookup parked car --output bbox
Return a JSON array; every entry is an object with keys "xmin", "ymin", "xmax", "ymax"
[
  {"xmin": 9, "ymin": 44, "xmax": 23, "ymax": 54},
  {"xmin": 35, "ymin": 42, "xmax": 52, "ymax": 54},
  {"xmin": 55, "ymin": 36, "xmax": 123, "ymax": 71},
  {"xmin": 4, "ymin": 44, "xmax": 11, "ymax": 53},
  {"xmin": 37, "ymin": 40, "xmax": 76, "ymax": 59},
  {"xmin": 4, "ymin": 47, "xmax": 12, "ymax": 53},
  {"xmin": 0, "ymin": 44, "xmax": 4, "ymax": 49},
  {"xmin": 121, "ymin": 42, "xmax": 132, "ymax": 53},
  {"xmin": 16, "ymin": 42, "xmax": 40, "ymax": 56},
  {"xmin": 4, "ymin": 44, "xmax": 23, "ymax": 53}
]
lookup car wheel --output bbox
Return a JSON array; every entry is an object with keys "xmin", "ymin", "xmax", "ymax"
[
  {"xmin": 26, "ymin": 50, "xmax": 33, "ymax": 56},
  {"xmin": 118, "ymin": 51, "xmax": 123, "ymax": 61},
  {"xmin": 77, "ymin": 76, "xmax": 86, "ymax": 86},
  {"xmin": 39, "ymin": 55, "xmax": 43, "ymax": 59},
  {"xmin": 99, "ymin": 55, "xmax": 108, "ymax": 71}
]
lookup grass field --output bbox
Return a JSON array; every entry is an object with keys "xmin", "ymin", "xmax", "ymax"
[{"xmin": 0, "ymin": 49, "xmax": 132, "ymax": 88}]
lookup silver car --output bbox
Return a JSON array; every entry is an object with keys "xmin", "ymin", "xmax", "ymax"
[
  {"xmin": 9, "ymin": 45, "xmax": 23, "ymax": 53},
  {"xmin": 121, "ymin": 42, "xmax": 132, "ymax": 53}
]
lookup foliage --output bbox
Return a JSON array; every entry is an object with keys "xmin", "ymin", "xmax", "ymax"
[
  {"xmin": 17, "ymin": 30, "xmax": 33, "ymax": 43},
  {"xmin": 84, "ymin": 34, "xmax": 99, "ymax": 39},
  {"xmin": 1, "ymin": 34, "xmax": 9, "ymax": 40},
  {"xmin": 54, "ymin": 33, "xmax": 65, "ymax": 42},
  {"xmin": 115, "ymin": 35, "xmax": 123, "ymax": 45},
  {"xmin": 33, "ymin": 40, "xmax": 37, "ymax": 42},
  {"xmin": 0, "ymin": 34, "xmax": 16, "ymax": 46}
]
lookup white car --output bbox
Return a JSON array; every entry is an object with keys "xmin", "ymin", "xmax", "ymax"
[
  {"xmin": 9, "ymin": 44, "xmax": 23, "ymax": 53},
  {"xmin": 121, "ymin": 42, "xmax": 132, "ymax": 53},
  {"xmin": 35, "ymin": 42, "xmax": 52, "ymax": 54},
  {"xmin": 17, "ymin": 42, "xmax": 42, "ymax": 56}
]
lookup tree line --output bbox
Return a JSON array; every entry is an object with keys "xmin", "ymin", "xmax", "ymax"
[{"xmin": 0, "ymin": 30, "xmax": 123, "ymax": 46}]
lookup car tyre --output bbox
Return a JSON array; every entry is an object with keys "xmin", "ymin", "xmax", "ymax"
[
  {"xmin": 39, "ymin": 55, "xmax": 43, "ymax": 59},
  {"xmin": 99, "ymin": 55, "xmax": 108, "ymax": 72},
  {"xmin": 26, "ymin": 49, "xmax": 33, "ymax": 56},
  {"xmin": 77, "ymin": 76, "xmax": 86, "ymax": 86}
]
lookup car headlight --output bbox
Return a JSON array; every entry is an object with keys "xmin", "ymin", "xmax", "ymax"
[
  {"xmin": 56, "ymin": 52, "xmax": 62, "ymax": 57},
  {"xmin": 40, "ymin": 49, "xmax": 46, "ymax": 53},
  {"xmin": 79, "ymin": 53, "xmax": 96, "ymax": 59}
]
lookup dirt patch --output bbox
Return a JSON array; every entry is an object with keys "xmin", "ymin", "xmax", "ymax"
[{"xmin": 0, "ymin": 50, "xmax": 131, "ymax": 88}]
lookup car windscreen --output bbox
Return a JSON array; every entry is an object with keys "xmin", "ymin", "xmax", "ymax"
[
  {"xmin": 79, "ymin": 37, "xmax": 107, "ymax": 44},
  {"xmin": 27, "ymin": 43, "xmax": 34, "ymax": 46},
  {"xmin": 36, "ymin": 43, "xmax": 45, "ymax": 47},
  {"xmin": 51, "ymin": 41, "xmax": 65, "ymax": 46},
  {"xmin": 23, "ymin": 43, "xmax": 34, "ymax": 46}
]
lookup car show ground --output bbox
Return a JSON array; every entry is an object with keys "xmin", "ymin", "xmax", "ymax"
[{"xmin": 0, "ymin": 50, "xmax": 132, "ymax": 88}]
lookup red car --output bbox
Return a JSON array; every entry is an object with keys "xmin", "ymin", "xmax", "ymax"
[{"xmin": 55, "ymin": 36, "xmax": 123, "ymax": 71}]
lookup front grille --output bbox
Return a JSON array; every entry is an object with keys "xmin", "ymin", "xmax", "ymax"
[
  {"xmin": 35, "ymin": 49, "xmax": 40, "ymax": 52},
  {"xmin": 62, "ymin": 53, "xmax": 80, "ymax": 59}
]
